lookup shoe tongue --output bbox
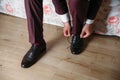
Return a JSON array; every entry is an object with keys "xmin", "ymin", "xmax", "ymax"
[{"xmin": 73, "ymin": 35, "xmax": 81, "ymax": 40}]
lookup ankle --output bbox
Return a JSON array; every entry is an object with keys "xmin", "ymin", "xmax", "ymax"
[{"xmin": 32, "ymin": 39, "xmax": 46, "ymax": 46}]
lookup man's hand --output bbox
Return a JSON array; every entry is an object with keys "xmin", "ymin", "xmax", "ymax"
[
  {"xmin": 80, "ymin": 24, "xmax": 93, "ymax": 38},
  {"xmin": 63, "ymin": 22, "xmax": 71, "ymax": 37}
]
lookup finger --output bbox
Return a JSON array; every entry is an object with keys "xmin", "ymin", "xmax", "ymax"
[
  {"xmin": 80, "ymin": 31, "xmax": 85, "ymax": 38},
  {"xmin": 83, "ymin": 33, "xmax": 90, "ymax": 38},
  {"xmin": 63, "ymin": 29, "xmax": 66, "ymax": 36},
  {"xmin": 67, "ymin": 29, "xmax": 71, "ymax": 37},
  {"xmin": 64, "ymin": 30, "xmax": 69, "ymax": 37},
  {"xmin": 63, "ymin": 30, "xmax": 67, "ymax": 37}
]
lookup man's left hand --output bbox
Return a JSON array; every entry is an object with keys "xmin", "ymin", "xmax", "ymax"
[{"xmin": 80, "ymin": 24, "xmax": 93, "ymax": 38}]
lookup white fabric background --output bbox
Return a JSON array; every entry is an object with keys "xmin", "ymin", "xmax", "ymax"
[{"xmin": 0, "ymin": 0, "xmax": 120, "ymax": 37}]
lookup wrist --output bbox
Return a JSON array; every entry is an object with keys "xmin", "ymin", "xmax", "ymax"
[
  {"xmin": 58, "ymin": 13, "xmax": 70, "ymax": 23},
  {"xmin": 85, "ymin": 19, "xmax": 94, "ymax": 24}
]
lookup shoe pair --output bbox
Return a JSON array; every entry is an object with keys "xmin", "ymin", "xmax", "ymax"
[{"xmin": 21, "ymin": 35, "xmax": 84, "ymax": 68}]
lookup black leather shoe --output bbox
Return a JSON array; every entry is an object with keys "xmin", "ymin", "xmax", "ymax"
[
  {"xmin": 70, "ymin": 35, "xmax": 84, "ymax": 55},
  {"xmin": 21, "ymin": 41, "xmax": 46, "ymax": 68}
]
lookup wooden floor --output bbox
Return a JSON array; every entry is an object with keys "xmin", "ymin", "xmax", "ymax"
[{"xmin": 0, "ymin": 13, "xmax": 120, "ymax": 80}]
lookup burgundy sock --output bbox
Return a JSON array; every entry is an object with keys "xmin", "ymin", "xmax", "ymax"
[{"xmin": 34, "ymin": 39, "xmax": 45, "ymax": 46}]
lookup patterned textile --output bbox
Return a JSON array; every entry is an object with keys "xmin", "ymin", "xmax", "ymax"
[{"xmin": 0, "ymin": 0, "xmax": 120, "ymax": 37}]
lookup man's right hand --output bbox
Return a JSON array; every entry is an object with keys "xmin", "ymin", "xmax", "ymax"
[{"xmin": 63, "ymin": 22, "xmax": 71, "ymax": 37}]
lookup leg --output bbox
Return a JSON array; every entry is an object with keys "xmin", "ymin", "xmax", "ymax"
[
  {"xmin": 68, "ymin": 0, "xmax": 89, "ymax": 35},
  {"xmin": 21, "ymin": 0, "xmax": 46, "ymax": 68},
  {"xmin": 25, "ymin": 0, "xmax": 44, "ymax": 45},
  {"xmin": 68, "ymin": 0, "xmax": 89, "ymax": 54}
]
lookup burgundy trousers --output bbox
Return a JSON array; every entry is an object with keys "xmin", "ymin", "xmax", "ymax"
[{"xmin": 25, "ymin": 0, "xmax": 103, "ymax": 44}]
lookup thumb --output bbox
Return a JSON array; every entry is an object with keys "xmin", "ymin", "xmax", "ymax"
[
  {"xmin": 67, "ymin": 28, "xmax": 71, "ymax": 36},
  {"xmin": 80, "ymin": 30, "xmax": 85, "ymax": 38},
  {"xmin": 64, "ymin": 29, "xmax": 70, "ymax": 37},
  {"xmin": 82, "ymin": 33, "xmax": 89, "ymax": 38}
]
